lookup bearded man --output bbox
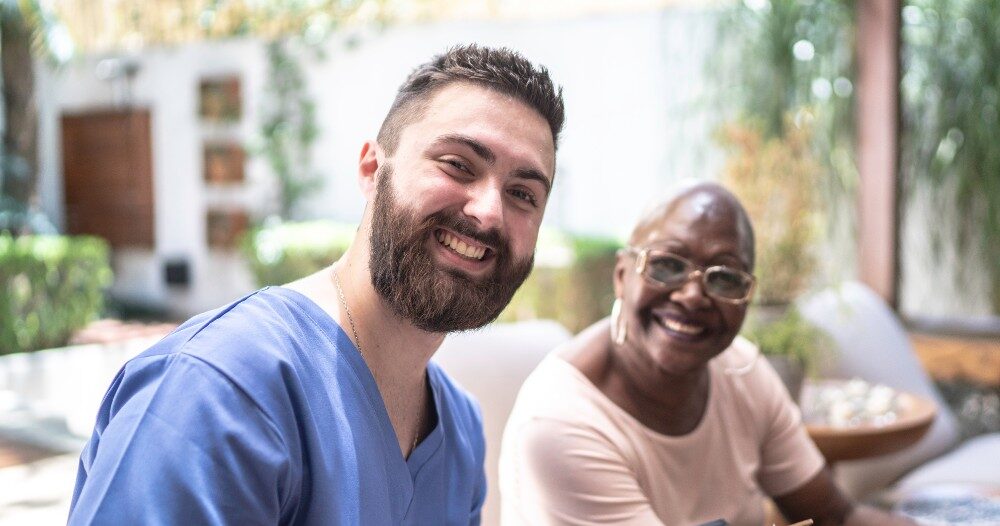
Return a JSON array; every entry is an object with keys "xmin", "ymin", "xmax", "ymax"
[{"xmin": 69, "ymin": 45, "xmax": 564, "ymax": 525}]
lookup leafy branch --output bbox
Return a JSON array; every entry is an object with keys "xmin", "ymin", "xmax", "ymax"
[{"xmin": 258, "ymin": 39, "xmax": 322, "ymax": 219}]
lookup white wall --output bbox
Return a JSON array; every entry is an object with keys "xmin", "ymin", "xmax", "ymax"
[
  {"xmin": 301, "ymin": 10, "xmax": 723, "ymax": 236},
  {"xmin": 36, "ymin": 8, "xmax": 723, "ymax": 317},
  {"xmin": 37, "ymin": 39, "xmax": 268, "ymax": 316}
]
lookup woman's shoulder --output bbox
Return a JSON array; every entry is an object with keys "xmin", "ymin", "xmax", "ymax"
[
  {"xmin": 513, "ymin": 347, "xmax": 617, "ymax": 429},
  {"xmin": 713, "ymin": 336, "xmax": 785, "ymax": 393},
  {"xmin": 711, "ymin": 336, "xmax": 802, "ymax": 436},
  {"xmin": 505, "ymin": 352, "xmax": 639, "ymax": 469}
]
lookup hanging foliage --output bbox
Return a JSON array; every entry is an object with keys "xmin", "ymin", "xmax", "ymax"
[
  {"xmin": 44, "ymin": 0, "xmax": 382, "ymax": 53},
  {"xmin": 259, "ymin": 39, "xmax": 322, "ymax": 220},
  {"xmin": 901, "ymin": 0, "xmax": 1000, "ymax": 312},
  {"xmin": 712, "ymin": 0, "xmax": 857, "ymax": 289}
]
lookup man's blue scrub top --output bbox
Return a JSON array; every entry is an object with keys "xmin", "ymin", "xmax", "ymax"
[{"xmin": 69, "ymin": 287, "xmax": 486, "ymax": 525}]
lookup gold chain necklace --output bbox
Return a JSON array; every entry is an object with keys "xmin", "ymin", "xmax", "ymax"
[{"xmin": 331, "ymin": 266, "xmax": 423, "ymax": 456}]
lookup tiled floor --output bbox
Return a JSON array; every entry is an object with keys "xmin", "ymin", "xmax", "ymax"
[
  {"xmin": 0, "ymin": 453, "xmax": 78, "ymax": 525},
  {"xmin": 68, "ymin": 319, "xmax": 177, "ymax": 346},
  {"xmin": 0, "ymin": 437, "xmax": 60, "ymax": 469}
]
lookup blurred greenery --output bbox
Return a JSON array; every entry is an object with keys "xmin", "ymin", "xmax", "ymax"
[
  {"xmin": 714, "ymin": 0, "xmax": 858, "ymax": 283},
  {"xmin": 713, "ymin": 0, "xmax": 857, "ymax": 362},
  {"xmin": 42, "ymin": 0, "xmax": 394, "ymax": 55},
  {"xmin": 717, "ymin": 0, "xmax": 855, "ymax": 139},
  {"xmin": 498, "ymin": 229, "xmax": 621, "ymax": 333},
  {"xmin": 241, "ymin": 220, "xmax": 621, "ymax": 332},
  {"xmin": 742, "ymin": 304, "xmax": 830, "ymax": 376},
  {"xmin": 242, "ymin": 220, "xmax": 357, "ymax": 286},
  {"xmin": 901, "ymin": 0, "xmax": 1000, "ymax": 312},
  {"xmin": 8, "ymin": 0, "xmax": 74, "ymax": 65},
  {"xmin": 719, "ymin": 117, "xmax": 822, "ymax": 305},
  {"xmin": 0, "ymin": 234, "xmax": 112, "ymax": 354},
  {"xmin": 258, "ymin": 39, "xmax": 323, "ymax": 220}
]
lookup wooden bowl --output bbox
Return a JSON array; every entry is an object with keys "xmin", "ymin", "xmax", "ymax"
[{"xmin": 802, "ymin": 380, "xmax": 937, "ymax": 463}]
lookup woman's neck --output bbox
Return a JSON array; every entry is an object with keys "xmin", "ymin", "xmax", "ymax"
[{"xmin": 568, "ymin": 320, "xmax": 711, "ymax": 437}]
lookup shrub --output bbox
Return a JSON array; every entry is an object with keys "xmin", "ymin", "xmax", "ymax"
[
  {"xmin": 0, "ymin": 234, "xmax": 112, "ymax": 354},
  {"xmin": 242, "ymin": 221, "xmax": 621, "ymax": 332},
  {"xmin": 499, "ymin": 229, "xmax": 622, "ymax": 333},
  {"xmin": 242, "ymin": 220, "xmax": 357, "ymax": 286},
  {"xmin": 719, "ymin": 118, "xmax": 824, "ymax": 305},
  {"xmin": 741, "ymin": 305, "xmax": 830, "ymax": 376}
]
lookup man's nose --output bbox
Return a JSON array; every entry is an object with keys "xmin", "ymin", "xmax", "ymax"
[{"xmin": 463, "ymin": 182, "xmax": 504, "ymax": 230}]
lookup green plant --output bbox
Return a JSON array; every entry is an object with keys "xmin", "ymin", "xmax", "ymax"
[
  {"xmin": 901, "ymin": 0, "xmax": 1000, "ymax": 311},
  {"xmin": 710, "ymin": 1, "xmax": 856, "ymax": 365},
  {"xmin": 44, "ymin": 0, "xmax": 380, "ymax": 53},
  {"xmin": 719, "ymin": 117, "xmax": 823, "ymax": 305},
  {"xmin": 0, "ymin": 234, "xmax": 112, "ymax": 354},
  {"xmin": 241, "ymin": 221, "xmax": 622, "ymax": 331},
  {"xmin": 499, "ymin": 229, "xmax": 621, "ymax": 333},
  {"xmin": 717, "ymin": 0, "xmax": 855, "ymax": 139},
  {"xmin": 714, "ymin": 0, "xmax": 858, "ymax": 280},
  {"xmin": 742, "ymin": 305, "xmax": 829, "ymax": 376},
  {"xmin": 242, "ymin": 220, "xmax": 356, "ymax": 287},
  {"xmin": 259, "ymin": 38, "xmax": 323, "ymax": 220}
]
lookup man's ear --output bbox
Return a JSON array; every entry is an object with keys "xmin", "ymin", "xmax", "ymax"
[{"xmin": 358, "ymin": 140, "xmax": 381, "ymax": 200}]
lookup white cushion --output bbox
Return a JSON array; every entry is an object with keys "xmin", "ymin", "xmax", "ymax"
[
  {"xmin": 798, "ymin": 282, "xmax": 961, "ymax": 498},
  {"xmin": 895, "ymin": 433, "xmax": 1000, "ymax": 491},
  {"xmin": 433, "ymin": 320, "xmax": 573, "ymax": 526}
]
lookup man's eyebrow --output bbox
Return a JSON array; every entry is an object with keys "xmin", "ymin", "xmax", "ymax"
[
  {"xmin": 432, "ymin": 134, "xmax": 496, "ymax": 164},
  {"xmin": 513, "ymin": 167, "xmax": 552, "ymax": 197}
]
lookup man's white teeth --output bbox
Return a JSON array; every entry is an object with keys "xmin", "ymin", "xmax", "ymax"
[
  {"xmin": 436, "ymin": 231, "xmax": 487, "ymax": 260},
  {"xmin": 665, "ymin": 318, "xmax": 704, "ymax": 335}
]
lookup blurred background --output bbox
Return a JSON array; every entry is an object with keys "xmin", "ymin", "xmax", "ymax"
[{"xmin": 1, "ymin": 0, "xmax": 998, "ymax": 523}]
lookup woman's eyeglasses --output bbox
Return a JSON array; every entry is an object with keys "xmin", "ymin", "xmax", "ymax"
[{"xmin": 623, "ymin": 247, "xmax": 756, "ymax": 304}]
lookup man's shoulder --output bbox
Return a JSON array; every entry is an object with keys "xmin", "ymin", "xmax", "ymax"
[
  {"xmin": 115, "ymin": 287, "xmax": 348, "ymax": 416},
  {"xmin": 137, "ymin": 287, "xmax": 335, "ymax": 367}
]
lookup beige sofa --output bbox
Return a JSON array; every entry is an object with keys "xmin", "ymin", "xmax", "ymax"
[{"xmin": 433, "ymin": 320, "xmax": 572, "ymax": 526}]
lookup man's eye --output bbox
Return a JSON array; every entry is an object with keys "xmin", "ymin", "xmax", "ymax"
[
  {"xmin": 508, "ymin": 188, "xmax": 538, "ymax": 207},
  {"xmin": 443, "ymin": 159, "xmax": 471, "ymax": 174}
]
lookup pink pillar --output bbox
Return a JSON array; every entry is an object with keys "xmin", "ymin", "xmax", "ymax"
[{"xmin": 856, "ymin": 0, "xmax": 901, "ymax": 307}]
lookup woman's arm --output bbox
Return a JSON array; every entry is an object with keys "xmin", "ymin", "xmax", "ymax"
[{"xmin": 773, "ymin": 468, "xmax": 917, "ymax": 526}]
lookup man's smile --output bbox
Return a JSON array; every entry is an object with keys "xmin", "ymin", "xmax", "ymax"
[{"xmin": 435, "ymin": 228, "xmax": 491, "ymax": 260}]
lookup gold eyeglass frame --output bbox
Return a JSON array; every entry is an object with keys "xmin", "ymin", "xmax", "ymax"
[{"xmin": 622, "ymin": 247, "xmax": 756, "ymax": 305}]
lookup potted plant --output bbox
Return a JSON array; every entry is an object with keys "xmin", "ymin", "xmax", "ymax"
[{"xmin": 718, "ymin": 117, "xmax": 828, "ymax": 399}]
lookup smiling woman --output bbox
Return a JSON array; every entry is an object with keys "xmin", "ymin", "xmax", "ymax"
[{"xmin": 498, "ymin": 182, "xmax": 918, "ymax": 526}]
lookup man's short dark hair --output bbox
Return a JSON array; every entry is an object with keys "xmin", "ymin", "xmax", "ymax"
[{"xmin": 377, "ymin": 44, "xmax": 565, "ymax": 154}]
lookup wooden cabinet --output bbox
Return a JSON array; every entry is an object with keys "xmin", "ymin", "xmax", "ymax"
[{"xmin": 61, "ymin": 109, "xmax": 154, "ymax": 248}]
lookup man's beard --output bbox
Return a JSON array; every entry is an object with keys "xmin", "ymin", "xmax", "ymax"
[{"xmin": 368, "ymin": 164, "xmax": 534, "ymax": 333}]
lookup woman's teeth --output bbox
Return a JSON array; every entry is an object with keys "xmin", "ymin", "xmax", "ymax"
[
  {"xmin": 665, "ymin": 318, "xmax": 704, "ymax": 336},
  {"xmin": 436, "ymin": 231, "xmax": 487, "ymax": 260}
]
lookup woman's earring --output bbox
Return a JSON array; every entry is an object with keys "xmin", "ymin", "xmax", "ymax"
[{"xmin": 610, "ymin": 298, "xmax": 627, "ymax": 346}]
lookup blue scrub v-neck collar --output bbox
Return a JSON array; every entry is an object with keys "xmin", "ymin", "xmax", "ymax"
[{"xmin": 269, "ymin": 287, "xmax": 444, "ymax": 504}]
